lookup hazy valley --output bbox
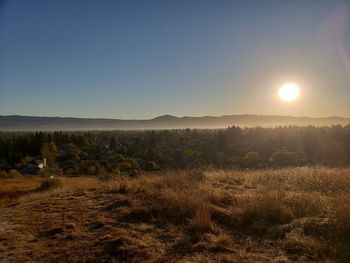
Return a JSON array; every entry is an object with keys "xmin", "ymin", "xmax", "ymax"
[{"xmin": 1, "ymin": 114, "xmax": 349, "ymax": 131}]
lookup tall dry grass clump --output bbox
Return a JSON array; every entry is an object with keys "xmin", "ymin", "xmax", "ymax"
[
  {"xmin": 110, "ymin": 170, "xmax": 213, "ymax": 228},
  {"xmin": 240, "ymin": 190, "xmax": 292, "ymax": 235},
  {"xmin": 147, "ymin": 170, "xmax": 212, "ymax": 227},
  {"xmin": 107, "ymin": 167, "xmax": 350, "ymax": 261},
  {"xmin": 190, "ymin": 203, "xmax": 214, "ymax": 233}
]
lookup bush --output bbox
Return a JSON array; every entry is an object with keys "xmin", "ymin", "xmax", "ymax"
[
  {"xmin": 111, "ymin": 166, "xmax": 121, "ymax": 176},
  {"xmin": 37, "ymin": 177, "xmax": 63, "ymax": 191},
  {"xmin": 87, "ymin": 164, "xmax": 97, "ymax": 174},
  {"xmin": 64, "ymin": 167, "xmax": 80, "ymax": 176},
  {"xmin": 100, "ymin": 160, "xmax": 112, "ymax": 171},
  {"xmin": 144, "ymin": 161, "xmax": 159, "ymax": 171},
  {"xmin": 0, "ymin": 170, "xmax": 8, "ymax": 179},
  {"xmin": 7, "ymin": 169, "xmax": 21, "ymax": 178},
  {"xmin": 96, "ymin": 166, "xmax": 107, "ymax": 176},
  {"xmin": 120, "ymin": 160, "xmax": 139, "ymax": 175}
]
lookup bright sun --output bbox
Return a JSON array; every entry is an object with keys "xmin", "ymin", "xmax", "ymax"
[{"xmin": 278, "ymin": 83, "xmax": 300, "ymax": 102}]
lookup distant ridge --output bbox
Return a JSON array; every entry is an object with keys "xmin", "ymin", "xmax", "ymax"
[{"xmin": 0, "ymin": 114, "xmax": 349, "ymax": 131}]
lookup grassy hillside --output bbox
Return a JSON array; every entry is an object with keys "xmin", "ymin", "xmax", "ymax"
[{"xmin": 1, "ymin": 168, "xmax": 350, "ymax": 262}]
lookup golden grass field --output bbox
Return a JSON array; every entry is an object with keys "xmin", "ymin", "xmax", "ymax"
[{"xmin": 0, "ymin": 167, "xmax": 350, "ymax": 262}]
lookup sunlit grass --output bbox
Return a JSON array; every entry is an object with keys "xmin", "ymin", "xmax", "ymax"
[{"xmin": 1, "ymin": 167, "xmax": 350, "ymax": 262}]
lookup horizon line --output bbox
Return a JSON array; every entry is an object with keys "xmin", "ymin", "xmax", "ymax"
[{"xmin": 1, "ymin": 114, "xmax": 349, "ymax": 120}]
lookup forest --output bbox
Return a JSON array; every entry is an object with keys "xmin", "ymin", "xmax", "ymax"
[{"xmin": 1, "ymin": 124, "xmax": 350, "ymax": 177}]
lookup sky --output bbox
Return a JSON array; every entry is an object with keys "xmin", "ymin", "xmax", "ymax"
[{"xmin": 0, "ymin": 0, "xmax": 350, "ymax": 119}]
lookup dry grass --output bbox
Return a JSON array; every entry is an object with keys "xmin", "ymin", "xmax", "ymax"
[
  {"xmin": 1, "ymin": 167, "xmax": 350, "ymax": 262},
  {"xmin": 0, "ymin": 176, "xmax": 44, "ymax": 205}
]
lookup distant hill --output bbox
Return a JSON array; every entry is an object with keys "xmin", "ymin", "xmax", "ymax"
[{"xmin": 0, "ymin": 114, "xmax": 349, "ymax": 131}]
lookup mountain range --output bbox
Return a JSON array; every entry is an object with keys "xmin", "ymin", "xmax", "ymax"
[{"xmin": 0, "ymin": 114, "xmax": 349, "ymax": 131}]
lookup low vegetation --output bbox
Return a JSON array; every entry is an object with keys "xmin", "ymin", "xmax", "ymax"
[
  {"xmin": 0, "ymin": 169, "xmax": 21, "ymax": 179},
  {"xmin": 1, "ymin": 167, "xmax": 349, "ymax": 262},
  {"xmin": 36, "ymin": 177, "xmax": 63, "ymax": 191}
]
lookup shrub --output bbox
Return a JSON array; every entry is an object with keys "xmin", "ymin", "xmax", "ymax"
[
  {"xmin": 111, "ymin": 166, "xmax": 121, "ymax": 176},
  {"xmin": 120, "ymin": 161, "xmax": 132, "ymax": 172},
  {"xmin": 100, "ymin": 160, "xmax": 112, "ymax": 171},
  {"xmin": 81, "ymin": 160, "xmax": 105, "ymax": 175},
  {"xmin": 7, "ymin": 169, "xmax": 21, "ymax": 178},
  {"xmin": 64, "ymin": 167, "xmax": 80, "ymax": 176},
  {"xmin": 97, "ymin": 166, "xmax": 107, "ymax": 176},
  {"xmin": 0, "ymin": 170, "xmax": 7, "ymax": 178},
  {"xmin": 144, "ymin": 161, "xmax": 159, "ymax": 171},
  {"xmin": 87, "ymin": 164, "xmax": 97, "ymax": 174},
  {"xmin": 37, "ymin": 177, "xmax": 63, "ymax": 191},
  {"xmin": 120, "ymin": 160, "xmax": 139, "ymax": 176}
]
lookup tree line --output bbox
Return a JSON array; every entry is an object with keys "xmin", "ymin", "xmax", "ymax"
[{"xmin": 0, "ymin": 124, "xmax": 349, "ymax": 176}]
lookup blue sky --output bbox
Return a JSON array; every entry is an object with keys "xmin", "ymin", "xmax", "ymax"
[{"xmin": 0, "ymin": 0, "xmax": 349, "ymax": 118}]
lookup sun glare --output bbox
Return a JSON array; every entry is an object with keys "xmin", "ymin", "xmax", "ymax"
[{"xmin": 278, "ymin": 83, "xmax": 300, "ymax": 102}]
